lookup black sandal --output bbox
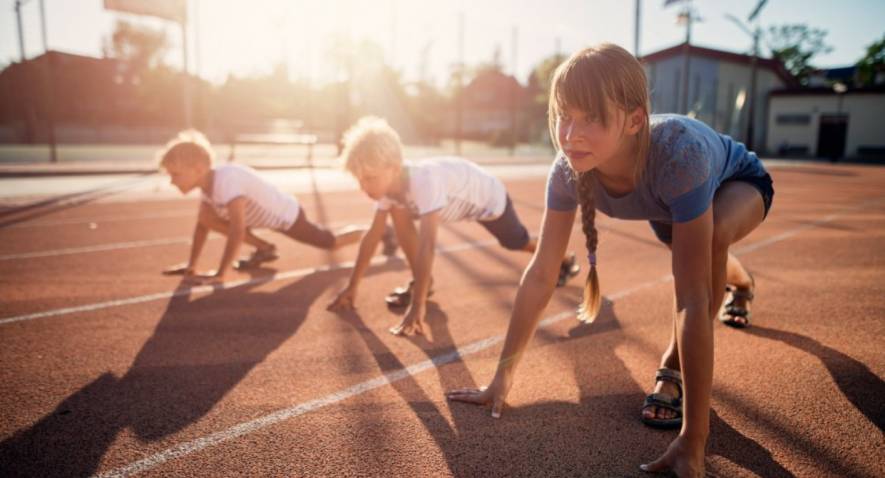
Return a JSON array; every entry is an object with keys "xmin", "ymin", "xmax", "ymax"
[
  {"xmin": 385, "ymin": 280, "xmax": 434, "ymax": 308},
  {"xmin": 233, "ymin": 247, "xmax": 279, "ymax": 270},
  {"xmin": 640, "ymin": 368, "xmax": 683, "ymax": 429},
  {"xmin": 556, "ymin": 252, "xmax": 581, "ymax": 287},
  {"xmin": 720, "ymin": 275, "xmax": 755, "ymax": 328}
]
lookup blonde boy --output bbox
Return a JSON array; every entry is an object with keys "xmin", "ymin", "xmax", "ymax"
[
  {"xmin": 328, "ymin": 117, "xmax": 579, "ymax": 335},
  {"xmin": 159, "ymin": 130, "xmax": 368, "ymax": 283}
]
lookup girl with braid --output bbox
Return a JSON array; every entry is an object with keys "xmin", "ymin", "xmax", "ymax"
[{"xmin": 446, "ymin": 43, "xmax": 773, "ymax": 478}]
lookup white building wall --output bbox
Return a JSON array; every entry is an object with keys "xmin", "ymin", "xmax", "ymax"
[{"xmin": 767, "ymin": 93, "xmax": 885, "ymax": 157}]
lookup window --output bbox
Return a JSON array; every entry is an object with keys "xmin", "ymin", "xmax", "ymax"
[{"xmin": 776, "ymin": 113, "xmax": 812, "ymax": 125}]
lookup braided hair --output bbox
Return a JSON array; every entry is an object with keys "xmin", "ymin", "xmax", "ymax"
[{"xmin": 575, "ymin": 171, "xmax": 601, "ymax": 322}]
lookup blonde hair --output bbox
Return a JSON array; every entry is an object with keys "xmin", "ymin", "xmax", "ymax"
[
  {"xmin": 547, "ymin": 43, "xmax": 651, "ymax": 323},
  {"xmin": 157, "ymin": 129, "xmax": 215, "ymax": 171},
  {"xmin": 340, "ymin": 116, "xmax": 403, "ymax": 178}
]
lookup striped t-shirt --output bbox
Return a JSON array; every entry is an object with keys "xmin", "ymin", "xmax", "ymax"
[
  {"xmin": 376, "ymin": 157, "xmax": 507, "ymax": 223},
  {"xmin": 203, "ymin": 164, "xmax": 300, "ymax": 230}
]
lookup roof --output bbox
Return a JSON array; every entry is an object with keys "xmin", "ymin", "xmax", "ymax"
[
  {"xmin": 770, "ymin": 84, "xmax": 885, "ymax": 96},
  {"xmin": 640, "ymin": 42, "xmax": 797, "ymax": 86}
]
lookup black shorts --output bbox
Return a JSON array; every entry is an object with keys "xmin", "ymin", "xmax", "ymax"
[
  {"xmin": 478, "ymin": 195, "xmax": 530, "ymax": 250},
  {"xmin": 281, "ymin": 209, "xmax": 336, "ymax": 249},
  {"xmin": 649, "ymin": 172, "xmax": 774, "ymax": 245}
]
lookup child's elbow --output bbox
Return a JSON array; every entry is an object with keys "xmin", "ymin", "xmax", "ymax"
[{"xmin": 522, "ymin": 261, "xmax": 558, "ymax": 290}]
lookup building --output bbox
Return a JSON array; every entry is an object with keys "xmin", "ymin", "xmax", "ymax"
[
  {"xmin": 458, "ymin": 68, "xmax": 527, "ymax": 141},
  {"xmin": 641, "ymin": 43, "xmax": 795, "ymax": 153},
  {"xmin": 766, "ymin": 85, "xmax": 885, "ymax": 160},
  {"xmin": 0, "ymin": 50, "xmax": 184, "ymax": 143}
]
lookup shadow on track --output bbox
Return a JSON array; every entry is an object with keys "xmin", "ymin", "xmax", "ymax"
[
  {"xmin": 0, "ymin": 173, "xmax": 155, "ymax": 229},
  {"xmin": 744, "ymin": 325, "xmax": 884, "ymax": 433},
  {"xmin": 0, "ymin": 263, "xmax": 399, "ymax": 477},
  {"xmin": 536, "ymin": 302, "xmax": 793, "ymax": 477}
]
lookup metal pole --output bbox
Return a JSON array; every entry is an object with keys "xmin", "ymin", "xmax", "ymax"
[
  {"xmin": 39, "ymin": 0, "xmax": 57, "ymax": 162},
  {"xmin": 634, "ymin": 0, "xmax": 641, "ymax": 57},
  {"xmin": 389, "ymin": 0, "xmax": 397, "ymax": 68},
  {"xmin": 746, "ymin": 29, "xmax": 759, "ymax": 150},
  {"xmin": 194, "ymin": 0, "xmax": 202, "ymax": 129},
  {"xmin": 181, "ymin": 13, "xmax": 192, "ymax": 128},
  {"xmin": 15, "ymin": 0, "xmax": 26, "ymax": 61},
  {"xmin": 681, "ymin": 10, "xmax": 692, "ymax": 114},
  {"xmin": 455, "ymin": 11, "xmax": 463, "ymax": 156},
  {"xmin": 509, "ymin": 26, "xmax": 518, "ymax": 156}
]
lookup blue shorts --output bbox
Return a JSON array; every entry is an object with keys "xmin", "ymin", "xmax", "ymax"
[
  {"xmin": 649, "ymin": 172, "xmax": 774, "ymax": 245},
  {"xmin": 479, "ymin": 195, "xmax": 530, "ymax": 250}
]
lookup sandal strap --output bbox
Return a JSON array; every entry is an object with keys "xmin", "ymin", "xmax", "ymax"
[
  {"xmin": 730, "ymin": 289, "xmax": 754, "ymax": 301},
  {"xmin": 724, "ymin": 305, "xmax": 751, "ymax": 317},
  {"xmin": 644, "ymin": 393, "xmax": 682, "ymax": 412},
  {"xmin": 655, "ymin": 367, "xmax": 682, "ymax": 384},
  {"xmin": 654, "ymin": 368, "xmax": 683, "ymax": 399}
]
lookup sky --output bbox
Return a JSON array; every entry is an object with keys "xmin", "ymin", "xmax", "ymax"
[{"xmin": 1, "ymin": 0, "xmax": 883, "ymax": 86}]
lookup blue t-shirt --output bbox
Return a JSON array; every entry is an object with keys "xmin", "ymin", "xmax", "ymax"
[{"xmin": 546, "ymin": 114, "xmax": 768, "ymax": 223}]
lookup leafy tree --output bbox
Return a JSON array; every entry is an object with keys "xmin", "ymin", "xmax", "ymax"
[
  {"xmin": 108, "ymin": 20, "xmax": 169, "ymax": 73},
  {"xmin": 529, "ymin": 53, "xmax": 566, "ymax": 105},
  {"xmin": 856, "ymin": 33, "xmax": 885, "ymax": 86},
  {"xmin": 524, "ymin": 53, "xmax": 566, "ymax": 142},
  {"xmin": 765, "ymin": 24, "xmax": 832, "ymax": 85}
]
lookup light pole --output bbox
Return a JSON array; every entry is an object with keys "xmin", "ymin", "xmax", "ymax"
[
  {"xmin": 667, "ymin": 0, "xmax": 699, "ymax": 115},
  {"xmin": 38, "ymin": 0, "xmax": 57, "ymax": 162},
  {"xmin": 14, "ymin": 0, "xmax": 26, "ymax": 61}
]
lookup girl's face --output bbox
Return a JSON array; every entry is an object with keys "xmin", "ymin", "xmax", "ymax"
[{"xmin": 556, "ymin": 104, "xmax": 636, "ymax": 173}]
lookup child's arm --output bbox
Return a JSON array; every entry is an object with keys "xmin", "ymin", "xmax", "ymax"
[
  {"xmin": 328, "ymin": 208, "xmax": 389, "ymax": 310},
  {"xmin": 194, "ymin": 197, "xmax": 247, "ymax": 282},
  {"xmin": 642, "ymin": 207, "xmax": 714, "ymax": 473},
  {"xmin": 389, "ymin": 210, "xmax": 440, "ymax": 335},
  {"xmin": 162, "ymin": 202, "xmax": 211, "ymax": 275},
  {"xmin": 445, "ymin": 207, "xmax": 576, "ymax": 415}
]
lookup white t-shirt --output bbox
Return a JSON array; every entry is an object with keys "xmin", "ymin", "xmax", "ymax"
[
  {"xmin": 376, "ymin": 157, "xmax": 507, "ymax": 223},
  {"xmin": 202, "ymin": 164, "xmax": 300, "ymax": 230}
]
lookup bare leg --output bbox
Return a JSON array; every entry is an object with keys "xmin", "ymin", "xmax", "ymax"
[
  {"xmin": 643, "ymin": 182, "xmax": 764, "ymax": 422},
  {"xmin": 642, "ymin": 181, "xmax": 765, "ymax": 477},
  {"xmin": 722, "ymin": 254, "xmax": 755, "ymax": 326}
]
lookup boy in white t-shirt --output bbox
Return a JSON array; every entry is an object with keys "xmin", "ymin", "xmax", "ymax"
[
  {"xmin": 328, "ymin": 117, "xmax": 580, "ymax": 335},
  {"xmin": 158, "ymin": 130, "xmax": 383, "ymax": 283}
]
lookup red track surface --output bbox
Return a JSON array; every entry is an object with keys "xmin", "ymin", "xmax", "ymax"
[{"xmin": 1, "ymin": 163, "xmax": 883, "ymax": 477}]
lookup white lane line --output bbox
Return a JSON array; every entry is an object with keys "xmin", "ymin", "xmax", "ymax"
[
  {"xmin": 90, "ymin": 311, "xmax": 565, "ymax": 478},
  {"xmin": 0, "ymin": 240, "xmax": 499, "ymax": 326},
  {"xmin": 0, "ymin": 219, "xmax": 346, "ymax": 261},
  {"xmin": 0, "ymin": 237, "xmax": 192, "ymax": 260},
  {"xmin": 90, "ymin": 199, "xmax": 881, "ymax": 477},
  {"xmin": 7, "ymin": 210, "xmax": 192, "ymax": 229}
]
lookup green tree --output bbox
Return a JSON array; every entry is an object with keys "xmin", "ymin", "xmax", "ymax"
[
  {"xmin": 109, "ymin": 20, "xmax": 169, "ymax": 73},
  {"xmin": 856, "ymin": 33, "xmax": 885, "ymax": 86},
  {"xmin": 529, "ymin": 53, "xmax": 566, "ymax": 105},
  {"xmin": 765, "ymin": 24, "xmax": 832, "ymax": 85},
  {"xmin": 524, "ymin": 53, "xmax": 566, "ymax": 143}
]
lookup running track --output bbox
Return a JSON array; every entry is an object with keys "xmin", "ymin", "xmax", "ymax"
[{"xmin": 1, "ymin": 162, "xmax": 883, "ymax": 477}]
